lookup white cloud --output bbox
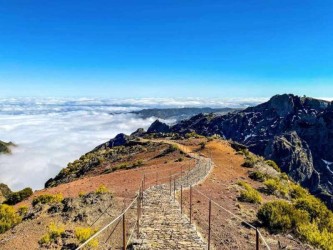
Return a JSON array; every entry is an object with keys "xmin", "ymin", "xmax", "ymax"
[
  {"xmin": 0, "ymin": 97, "xmax": 266, "ymax": 191},
  {"xmin": 0, "ymin": 112, "xmax": 158, "ymax": 191}
]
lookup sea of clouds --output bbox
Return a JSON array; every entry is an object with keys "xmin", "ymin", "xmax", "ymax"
[{"xmin": 0, "ymin": 97, "xmax": 266, "ymax": 191}]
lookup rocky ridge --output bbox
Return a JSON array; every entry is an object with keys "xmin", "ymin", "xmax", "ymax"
[{"xmin": 145, "ymin": 94, "xmax": 333, "ymax": 207}]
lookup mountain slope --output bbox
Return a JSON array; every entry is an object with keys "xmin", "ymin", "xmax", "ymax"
[
  {"xmin": 0, "ymin": 140, "xmax": 15, "ymax": 154},
  {"xmin": 161, "ymin": 94, "xmax": 333, "ymax": 206}
]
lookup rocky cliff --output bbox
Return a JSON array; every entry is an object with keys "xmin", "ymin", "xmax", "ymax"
[{"xmin": 147, "ymin": 94, "xmax": 333, "ymax": 206}]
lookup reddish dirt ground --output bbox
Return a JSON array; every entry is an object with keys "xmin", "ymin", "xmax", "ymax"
[
  {"xmin": 17, "ymin": 146, "xmax": 195, "ymax": 208},
  {"xmin": 1, "ymin": 142, "xmax": 196, "ymax": 250}
]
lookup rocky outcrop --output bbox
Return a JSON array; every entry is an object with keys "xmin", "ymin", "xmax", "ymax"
[
  {"xmin": 163, "ymin": 94, "xmax": 333, "ymax": 207},
  {"xmin": 147, "ymin": 120, "xmax": 171, "ymax": 133},
  {"xmin": 131, "ymin": 128, "xmax": 146, "ymax": 137},
  {"xmin": 264, "ymin": 132, "xmax": 316, "ymax": 186},
  {"xmin": 93, "ymin": 133, "xmax": 131, "ymax": 151},
  {"xmin": 0, "ymin": 140, "xmax": 15, "ymax": 154}
]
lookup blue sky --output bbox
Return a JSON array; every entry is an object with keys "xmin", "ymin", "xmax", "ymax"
[{"xmin": 0, "ymin": 0, "xmax": 332, "ymax": 98}]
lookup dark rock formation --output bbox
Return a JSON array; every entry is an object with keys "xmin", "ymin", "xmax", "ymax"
[
  {"xmin": 131, "ymin": 128, "xmax": 146, "ymax": 137},
  {"xmin": 0, "ymin": 140, "xmax": 15, "ymax": 154},
  {"xmin": 94, "ymin": 133, "xmax": 130, "ymax": 150},
  {"xmin": 167, "ymin": 94, "xmax": 333, "ymax": 207},
  {"xmin": 147, "ymin": 120, "xmax": 171, "ymax": 133}
]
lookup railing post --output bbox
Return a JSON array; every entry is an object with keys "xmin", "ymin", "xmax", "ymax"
[
  {"xmin": 190, "ymin": 185, "xmax": 192, "ymax": 224},
  {"xmin": 256, "ymin": 228, "xmax": 260, "ymax": 250},
  {"xmin": 137, "ymin": 194, "xmax": 140, "ymax": 238},
  {"xmin": 123, "ymin": 213, "xmax": 126, "ymax": 250},
  {"xmin": 156, "ymin": 172, "xmax": 158, "ymax": 185},
  {"xmin": 181, "ymin": 165, "xmax": 183, "ymax": 182},
  {"xmin": 208, "ymin": 199, "xmax": 212, "ymax": 250},
  {"xmin": 181, "ymin": 185, "xmax": 183, "ymax": 214},
  {"xmin": 141, "ymin": 179, "xmax": 144, "ymax": 214},
  {"xmin": 143, "ymin": 174, "xmax": 146, "ymax": 190},
  {"xmin": 169, "ymin": 172, "xmax": 172, "ymax": 196},
  {"xmin": 173, "ymin": 178, "xmax": 176, "ymax": 200}
]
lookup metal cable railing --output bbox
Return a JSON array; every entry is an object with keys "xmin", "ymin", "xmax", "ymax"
[
  {"xmin": 76, "ymin": 143, "xmax": 271, "ymax": 250},
  {"xmin": 175, "ymin": 171, "xmax": 271, "ymax": 250},
  {"xmin": 75, "ymin": 161, "xmax": 192, "ymax": 250}
]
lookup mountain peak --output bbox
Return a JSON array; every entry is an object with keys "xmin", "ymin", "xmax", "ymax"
[{"xmin": 268, "ymin": 94, "xmax": 297, "ymax": 116}]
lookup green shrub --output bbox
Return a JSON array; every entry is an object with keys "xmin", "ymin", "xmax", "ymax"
[
  {"xmin": 199, "ymin": 142, "xmax": 206, "ymax": 149},
  {"xmin": 132, "ymin": 160, "xmax": 143, "ymax": 168},
  {"xmin": 32, "ymin": 193, "xmax": 63, "ymax": 206},
  {"xmin": 265, "ymin": 160, "xmax": 281, "ymax": 172},
  {"xmin": 237, "ymin": 182, "xmax": 262, "ymax": 204},
  {"xmin": 257, "ymin": 200, "xmax": 308, "ymax": 233},
  {"xmin": 185, "ymin": 131, "xmax": 203, "ymax": 139},
  {"xmin": 249, "ymin": 171, "xmax": 266, "ymax": 182},
  {"xmin": 39, "ymin": 222, "xmax": 65, "ymax": 245},
  {"xmin": 5, "ymin": 187, "xmax": 33, "ymax": 205},
  {"xmin": 289, "ymin": 184, "xmax": 308, "ymax": 199},
  {"xmin": 167, "ymin": 144, "xmax": 178, "ymax": 153},
  {"xmin": 242, "ymin": 155, "xmax": 258, "ymax": 168},
  {"xmin": 0, "ymin": 204, "xmax": 21, "ymax": 234},
  {"xmin": 294, "ymin": 196, "xmax": 332, "ymax": 228},
  {"xmin": 17, "ymin": 206, "xmax": 28, "ymax": 217},
  {"xmin": 297, "ymin": 223, "xmax": 333, "ymax": 249},
  {"xmin": 263, "ymin": 178, "xmax": 289, "ymax": 197},
  {"xmin": 264, "ymin": 178, "xmax": 280, "ymax": 194},
  {"xmin": 75, "ymin": 227, "xmax": 98, "ymax": 248}
]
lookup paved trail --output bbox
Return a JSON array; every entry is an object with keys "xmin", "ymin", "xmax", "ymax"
[{"xmin": 131, "ymin": 142, "xmax": 212, "ymax": 249}]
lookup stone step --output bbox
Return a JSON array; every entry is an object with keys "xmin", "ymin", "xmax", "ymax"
[{"xmin": 129, "ymin": 155, "xmax": 212, "ymax": 249}]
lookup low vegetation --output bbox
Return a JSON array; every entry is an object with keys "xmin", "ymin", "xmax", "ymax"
[
  {"xmin": 248, "ymin": 171, "xmax": 267, "ymax": 182},
  {"xmin": 0, "ymin": 204, "xmax": 21, "ymax": 233},
  {"xmin": 75, "ymin": 227, "xmax": 98, "ymax": 248},
  {"xmin": 39, "ymin": 222, "xmax": 65, "ymax": 245},
  {"xmin": 241, "ymin": 153, "xmax": 260, "ymax": 168},
  {"xmin": 263, "ymin": 178, "xmax": 289, "ymax": 198},
  {"xmin": 199, "ymin": 142, "xmax": 206, "ymax": 149},
  {"xmin": 237, "ymin": 181, "xmax": 262, "ymax": 204},
  {"xmin": 17, "ymin": 205, "xmax": 28, "ymax": 217},
  {"xmin": 242, "ymin": 152, "xmax": 333, "ymax": 249},
  {"xmin": 265, "ymin": 160, "xmax": 281, "ymax": 172},
  {"xmin": 47, "ymin": 144, "xmax": 148, "ymax": 187},
  {"xmin": 184, "ymin": 131, "xmax": 204, "ymax": 139},
  {"xmin": 5, "ymin": 187, "xmax": 33, "ymax": 205},
  {"xmin": 32, "ymin": 193, "xmax": 63, "ymax": 206},
  {"xmin": 95, "ymin": 185, "xmax": 109, "ymax": 194}
]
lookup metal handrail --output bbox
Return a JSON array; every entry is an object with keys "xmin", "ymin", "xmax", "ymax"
[
  {"xmin": 77, "ymin": 144, "xmax": 271, "ymax": 250},
  {"xmin": 76, "ymin": 194, "xmax": 138, "ymax": 249},
  {"xmin": 178, "ymin": 168, "xmax": 271, "ymax": 249}
]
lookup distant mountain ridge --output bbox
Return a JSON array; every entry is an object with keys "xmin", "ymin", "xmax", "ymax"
[
  {"xmin": 130, "ymin": 107, "xmax": 239, "ymax": 121},
  {"xmin": 146, "ymin": 94, "xmax": 333, "ymax": 207}
]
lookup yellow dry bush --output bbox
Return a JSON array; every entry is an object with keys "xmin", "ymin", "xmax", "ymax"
[
  {"xmin": 75, "ymin": 227, "xmax": 98, "ymax": 248},
  {"xmin": 95, "ymin": 185, "xmax": 109, "ymax": 194},
  {"xmin": 32, "ymin": 193, "xmax": 63, "ymax": 206},
  {"xmin": 0, "ymin": 204, "xmax": 21, "ymax": 234},
  {"xmin": 39, "ymin": 222, "xmax": 65, "ymax": 245},
  {"xmin": 237, "ymin": 181, "xmax": 262, "ymax": 204}
]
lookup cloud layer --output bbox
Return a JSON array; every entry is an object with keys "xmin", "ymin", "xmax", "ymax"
[{"xmin": 0, "ymin": 97, "xmax": 267, "ymax": 191}]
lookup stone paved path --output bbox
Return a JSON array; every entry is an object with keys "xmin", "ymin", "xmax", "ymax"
[{"xmin": 130, "ymin": 147, "xmax": 212, "ymax": 250}]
